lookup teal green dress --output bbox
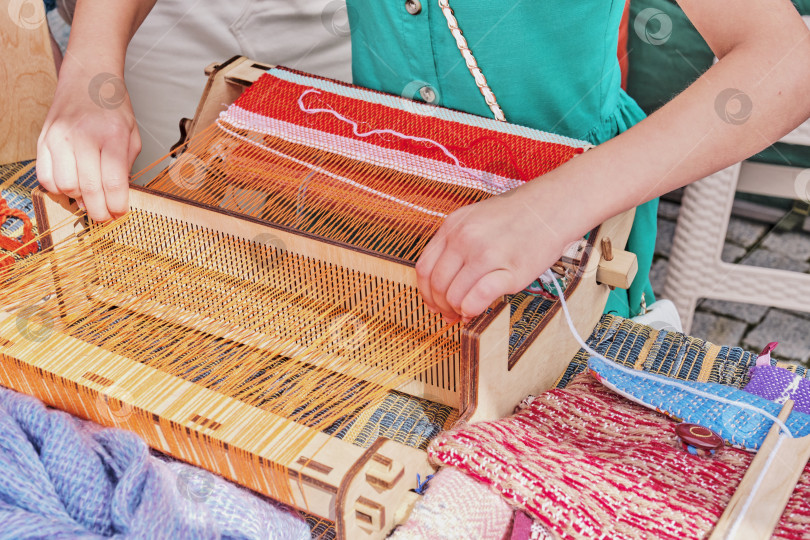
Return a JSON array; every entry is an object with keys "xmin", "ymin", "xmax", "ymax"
[{"xmin": 346, "ymin": 0, "xmax": 657, "ymax": 317}]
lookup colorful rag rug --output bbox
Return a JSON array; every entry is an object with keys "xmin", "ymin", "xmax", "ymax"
[
  {"xmin": 588, "ymin": 355, "xmax": 810, "ymax": 451},
  {"xmin": 336, "ymin": 390, "xmax": 458, "ymax": 450},
  {"xmin": 745, "ymin": 364, "xmax": 810, "ymax": 415},
  {"xmin": 556, "ymin": 314, "xmax": 808, "ymax": 389},
  {"xmin": 0, "ymin": 161, "xmax": 38, "ymax": 232},
  {"xmin": 0, "ymin": 384, "xmax": 309, "ymax": 540},
  {"xmin": 0, "ymin": 161, "xmax": 39, "ymax": 267},
  {"xmin": 428, "ymin": 374, "xmax": 810, "ymax": 539}
]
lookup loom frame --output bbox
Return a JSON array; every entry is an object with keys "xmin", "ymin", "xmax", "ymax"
[
  {"xmin": 164, "ymin": 56, "xmax": 638, "ymax": 422},
  {"xmin": 1, "ymin": 57, "xmax": 638, "ymax": 538},
  {"xmin": 22, "ymin": 187, "xmax": 435, "ymax": 538}
]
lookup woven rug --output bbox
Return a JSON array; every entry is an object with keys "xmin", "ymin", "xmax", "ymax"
[
  {"xmin": 0, "ymin": 161, "xmax": 38, "ymax": 227},
  {"xmin": 509, "ymin": 292, "xmax": 555, "ymax": 355},
  {"xmin": 557, "ymin": 313, "xmax": 807, "ymax": 389},
  {"xmin": 419, "ymin": 316, "xmax": 810, "ymax": 539},
  {"xmin": 429, "ymin": 374, "xmax": 810, "ymax": 540},
  {"xmin": 0, "ymin": 161, "xmax": 39, "ymax": 265},
  {"xmin": 336, "ymin": 390, "xmax": 458, "ymax": 450}
]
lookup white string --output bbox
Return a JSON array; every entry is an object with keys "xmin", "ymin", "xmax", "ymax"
[
  {"xmin": 544, "ymin": 269, "xmax": 794, "ymax": 438},
  {"xmin": 545, "ymin": 268, "xmax": 794, "ymax": 539},
  {"xmin": 727, "ymin": 434, "xmax": 786, "ymax": 539},
  {"xmin": 296, "ymin": 88, "xmax": 502, "ymax": 189},
  {"xmin": 215, "ymin": 120, "xmax": 448, "ymax": 219}
]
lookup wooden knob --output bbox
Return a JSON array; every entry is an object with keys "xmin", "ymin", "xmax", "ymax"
[
  {"xmin": 675, "ymin": 423, "xmax": 724, "ymax": 456},
  {"xmin": 596, "ymin": 248, "xmax": 637, "ymax": 289},
  {"xmin": 601, "ymin": 237, "xmax": 613, "ymax": 261}
]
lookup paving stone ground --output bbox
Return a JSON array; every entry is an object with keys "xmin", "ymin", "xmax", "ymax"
[{"xmin": 653, "ymin": 196, "xmax": 810, "ymax": 367}]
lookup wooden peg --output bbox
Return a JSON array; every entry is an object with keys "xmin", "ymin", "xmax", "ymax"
[
  {"xmin": 710, "ymin": 400, "xmax": 810, "ymax": 540},
  {"xmin": 601, "ymin": 237, "xmax": 614, "ymax": 261},
  {"xmin": 354, "ymin": 496, "xmax": 384, "ymax": 531}
]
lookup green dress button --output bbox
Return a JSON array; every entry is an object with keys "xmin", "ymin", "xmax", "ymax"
[
  {"xmin": 419, "ymin": 85, "xmax": 437, "ymax": 103},
  {"xmin": 405, "ymin": 0, "xmax": 422, "ymax": 15}
]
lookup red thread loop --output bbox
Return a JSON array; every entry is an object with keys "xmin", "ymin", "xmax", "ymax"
[{"xmin": 0, "ymin": 196, "xmax": 38, "ymax": 268}]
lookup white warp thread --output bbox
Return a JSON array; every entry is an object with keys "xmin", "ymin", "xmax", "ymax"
[{"xmin": 216, "ymin": 120, "xmax": 447, "ymax": 219}]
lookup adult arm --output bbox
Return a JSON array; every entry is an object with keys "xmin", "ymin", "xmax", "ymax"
[
  {"xmin": 37, "ymin": 0, "xmax": 157, "ymax": 221},
  {"xmin": 416, "ymin": 0, "xmax": 810, "ymax": 323}
]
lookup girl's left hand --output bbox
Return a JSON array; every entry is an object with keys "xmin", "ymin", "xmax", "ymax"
[{"xmin": 415, "ymin": 184, "xmax": 578, "ymax": 324}]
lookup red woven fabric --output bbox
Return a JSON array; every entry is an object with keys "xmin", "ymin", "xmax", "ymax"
[
  {"xmin": 233, "ymin": 71, "xmax": 583, "ymax": 181},
  {"xmin": 429, "ymin": 374, "xmax": 810, "ymax": 539}
]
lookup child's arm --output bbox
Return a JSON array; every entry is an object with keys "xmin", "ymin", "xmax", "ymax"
[
  {"xmin": 37, "ymin": 0, "xmax": 157, "ymax": 222},
  {"xmin": 417, "ymin": 0, "xmax": 810, "ymax": 323}
]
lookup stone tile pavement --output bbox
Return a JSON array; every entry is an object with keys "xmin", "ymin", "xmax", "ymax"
[{"xmin": 652, "ymin": 198, "xmax": 810, "ymax": 368}]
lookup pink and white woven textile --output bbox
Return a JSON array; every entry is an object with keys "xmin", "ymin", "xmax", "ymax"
[{"xmin": 428, "ymin": 374, "xmax": 810, "ymax": 539}]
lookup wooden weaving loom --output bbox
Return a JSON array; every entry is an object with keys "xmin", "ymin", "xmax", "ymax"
[{"xmin": 0, "ymin": 57, "xmax": 637, "ymax": 538}]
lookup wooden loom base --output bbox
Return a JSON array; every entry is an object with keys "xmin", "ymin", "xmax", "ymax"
[{"xmin": 0, "ymin": 312, "xmax": 433, "ymax": 538}]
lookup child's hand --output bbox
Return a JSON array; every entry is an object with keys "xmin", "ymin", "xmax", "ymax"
[
  {"xmin": 415, "ymin": 184, "xmax": 579, "ymax": 324},
  {"xmin": 37, "ymin": 59, "xmax": 140, "ymax": 222}
]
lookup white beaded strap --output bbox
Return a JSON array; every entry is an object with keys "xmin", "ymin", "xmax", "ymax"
[{"xmin": 437, "ymin": 0, "xmax": 507, "ymax": 122}]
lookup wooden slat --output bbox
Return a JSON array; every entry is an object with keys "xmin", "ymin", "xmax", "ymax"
[
  {"xmin": 128, "ymin": 186, "xmax": 418, "ymax": 287},
  {"xmin": 0, "ymin": 311, "xmax": 365, "ymax": 519},
  {"xmin": 710, "ymin": 401, "xmax": 810, "ymax": 540}
]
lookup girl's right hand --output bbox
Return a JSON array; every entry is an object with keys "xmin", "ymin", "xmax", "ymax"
[{"xmin": 36, "ymin": 59, "xmax": 141, "ymax": 222}]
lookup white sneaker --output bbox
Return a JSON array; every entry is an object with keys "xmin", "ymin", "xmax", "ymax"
[{"xmin": 631, "ymin": 299, "xmax": 684, "ymax": 333}]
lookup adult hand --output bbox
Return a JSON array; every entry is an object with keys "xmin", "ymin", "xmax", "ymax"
[
  {"xmin": 415, "ymin": 182, "xmax": 582, "ymax": 324},
  {"xmin": 37, "ymin": 59, "xmax": 140, "ymax": 221}
]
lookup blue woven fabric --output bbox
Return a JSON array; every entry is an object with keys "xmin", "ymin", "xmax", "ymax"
[
  {"xmin": 0, "ymin": 385, "xmax": 309, "ymax": 540},
  {"xmin": 556, "ymin": 315, "xmax": 775, "ymax": 389},
  {"xmin": 588, "ymin": 356, "xmax": 810, "ymax": 451}
]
